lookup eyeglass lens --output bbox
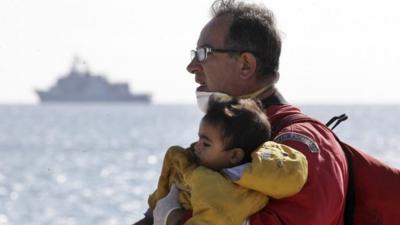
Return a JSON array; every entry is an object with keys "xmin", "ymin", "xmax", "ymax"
[{"xmin": 190, "ymin": 48, "xmax": 207, "ymax": 62}]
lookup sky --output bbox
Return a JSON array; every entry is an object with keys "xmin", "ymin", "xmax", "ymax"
[{"xmin": 1, "ymin": 0, "xmax": 400, "ymax": 105}]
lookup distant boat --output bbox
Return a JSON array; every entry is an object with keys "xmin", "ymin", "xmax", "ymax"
[{"xmin": 36, "ymin": 58, "xmax": 151, "ymax": 103}]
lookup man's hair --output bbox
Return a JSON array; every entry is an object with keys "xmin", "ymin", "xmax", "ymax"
[
  {"xmin": 202, "ymin": 95, "xmax": 271, "ymax": 163},
  {"xmin": 211, "ymin": 0, "xmax": 281, "ymax": 78}
]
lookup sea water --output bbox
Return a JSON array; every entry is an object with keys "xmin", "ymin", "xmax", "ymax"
[{"xmin": 0, "ymin": 104, "xmax": 399, "ymax": 225}]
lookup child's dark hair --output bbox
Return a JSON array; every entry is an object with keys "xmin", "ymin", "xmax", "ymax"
[{"xmin": 202, "ymin": 95, "xmax": 271, "ymax": 163}]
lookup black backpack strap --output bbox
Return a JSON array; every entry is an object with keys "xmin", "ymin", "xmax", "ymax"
[
  {"xmin": 271, "ymin": 113, "xmax": 354, "ymax": 225},
  {"xmin": 326, "ymin": 114, "xmax": 348, "ymax": 130}
]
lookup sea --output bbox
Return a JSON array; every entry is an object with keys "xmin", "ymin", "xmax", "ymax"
[{"xmin": 0, "ymin": 104, "xmax": 399, "ymax": 225}]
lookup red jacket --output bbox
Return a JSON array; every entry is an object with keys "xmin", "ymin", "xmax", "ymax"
[
  {"xmin": 180, "ymin": 104, "xmax": 348, "ymax": 225},
  {"xmin": 249, "ymin": 105, "xmax": 348, "ymax": 225}
]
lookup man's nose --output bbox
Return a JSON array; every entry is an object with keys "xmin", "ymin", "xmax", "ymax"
[{"xmin": 186, "ymin": 59, "xmax": 202, "ymax": 74}]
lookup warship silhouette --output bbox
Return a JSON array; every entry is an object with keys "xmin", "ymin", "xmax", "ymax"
[{"xmin": 36, "ymin": 58, "xmax": 151, "ymax": 103}]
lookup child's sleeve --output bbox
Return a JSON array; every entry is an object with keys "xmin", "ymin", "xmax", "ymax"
[
  {"xmin": 184, "ymin": 166, "xmax": 268, "ymax": 225},
  {"xmin": 224, "ymin": 141, "xmax": 308, "ymax": 199},
  {"xmin": 147, "ymin": 146, "xmax": 195, "ymax": 210}
]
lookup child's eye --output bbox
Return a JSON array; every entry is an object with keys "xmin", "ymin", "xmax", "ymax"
[{"xmin": 203, "ymin": 142, "xmax": 211, "ymax": 147}]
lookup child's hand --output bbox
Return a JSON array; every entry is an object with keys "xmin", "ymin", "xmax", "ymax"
[{"xmin": 153, "ymin": 184, "xmax": 182, "ymax": 225}]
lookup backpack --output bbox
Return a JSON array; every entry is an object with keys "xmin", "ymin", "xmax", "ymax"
[{"xmin": 271, "ymin": 113, "xmax": 400, "ymax": 225}]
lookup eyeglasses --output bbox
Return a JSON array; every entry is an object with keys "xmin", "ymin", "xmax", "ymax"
[{"xmin": 190, "ymin": 47, "xmax": 244, "ymax": 62}]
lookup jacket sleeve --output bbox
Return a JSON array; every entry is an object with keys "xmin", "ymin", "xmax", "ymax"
[
  {"xmin": 148, "ymin": 146, "xmax": 195, "ymax": 210},
  {"xmin": 184, "ymin": 166, "xmax": 268, "ymax": 225},
  {"xmin": 229, "ymin": 141, "xmax": 308, "ymax": 199}
]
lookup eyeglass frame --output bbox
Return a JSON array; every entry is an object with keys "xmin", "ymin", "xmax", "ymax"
[{"xmin": 190, "ymin": 47, "xmax": 255, "ymax": 62}]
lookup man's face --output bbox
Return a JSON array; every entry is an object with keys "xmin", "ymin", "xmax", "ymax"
[
  {"xmin": 194, "ymin": 120, "xmax": 232, "ymax": 171},
  {"xmin": 186, "ymin": 15, "xmax": 242, "ymax": 96}
]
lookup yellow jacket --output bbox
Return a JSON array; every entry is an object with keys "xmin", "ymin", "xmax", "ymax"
[{"xmin": 148, "ymin": 141, "xmax": 308, "ymax": 225}]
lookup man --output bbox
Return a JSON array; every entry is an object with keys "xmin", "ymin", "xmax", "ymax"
[{"xmin": 134, "ymin": 0, "xmax": 348, "ymax": 224}]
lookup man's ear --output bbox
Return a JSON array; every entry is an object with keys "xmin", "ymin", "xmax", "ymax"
[
  {"xmin": 228, "ymin": 148, "xmax": 245, "ymax": 166},
  {"xmin": 238, "ymin": 52, "xmax": 257, "ymax": 80}
]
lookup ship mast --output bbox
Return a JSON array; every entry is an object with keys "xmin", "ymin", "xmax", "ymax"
[{"xmin": 70, "ymin": 56, "xmax": 90, "ymax": 76}]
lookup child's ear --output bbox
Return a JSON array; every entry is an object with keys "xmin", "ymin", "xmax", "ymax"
[{"xmin": 229, "ymin": 148, "xmax": 245, "ymax": 166}]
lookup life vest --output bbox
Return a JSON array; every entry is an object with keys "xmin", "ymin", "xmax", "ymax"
[{"xmin": 272, "ymin": 113, "xmax": 400, "ymax": 225}]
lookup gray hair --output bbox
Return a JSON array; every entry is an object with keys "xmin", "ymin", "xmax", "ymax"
[{"xmin": 211, "ymin": 0, "xmax": 282, "ymax": 78}]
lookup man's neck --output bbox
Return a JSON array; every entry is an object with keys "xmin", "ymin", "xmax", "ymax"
[
  {"xmin": 258, "ymin": 87, "xmax": 288, "ymax": 107},
  {"xmin": 257, "ymin": 85, "xmax": 277, "ymax": 100}
]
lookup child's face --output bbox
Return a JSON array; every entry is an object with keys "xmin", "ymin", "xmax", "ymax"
[{"xmin": 194, "ymin": 120, "xmax": 233, "ymax": 170}]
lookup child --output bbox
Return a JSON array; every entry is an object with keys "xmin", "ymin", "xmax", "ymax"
[{"xmin": 147, "ymin": 96, "xmax": 308, "ymax": 225}]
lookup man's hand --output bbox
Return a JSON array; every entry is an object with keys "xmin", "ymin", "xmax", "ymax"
[{"xmin": 153, "ymin": 184, "xmax": 182, "ymax": 225}]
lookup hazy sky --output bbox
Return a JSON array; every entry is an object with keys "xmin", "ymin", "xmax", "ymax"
[{"xmin": 1, "ymin": 0, "xmax": 399, "ymax": 104}]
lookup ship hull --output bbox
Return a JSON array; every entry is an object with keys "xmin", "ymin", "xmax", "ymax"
[{"xmin": 36, "ymin": 90, "xmax": 151, "ymax": 103}]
